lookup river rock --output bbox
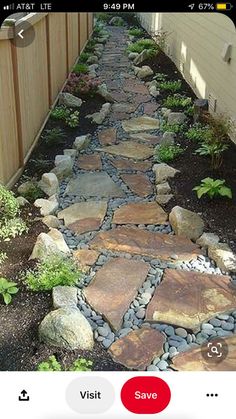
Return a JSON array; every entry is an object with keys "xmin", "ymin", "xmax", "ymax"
[
  {"xmin": 58, "ymin": 92, "xmax": 82, "ymax": 108},
  {"xmin": 34, "ymin": 194, "xmax": 59, "ymax": 216},
  {"xmin": 208, "ymin": 243, "xmax": 236, "ymax": 272},
  {"xmin": 73, "ymin": 134, "xmax": 91, "ymax": 151},
  {"xmin": 169, "ymin": 206, "xmax": 204, "ymax": 241},
  {"xmin": 153, "ymin": 163, "xmax": 180, "ymax": 184}
]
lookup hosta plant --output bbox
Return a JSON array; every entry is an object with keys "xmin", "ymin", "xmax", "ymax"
[
  {"xmin": 0, "ymin": 277, "xmax": 19, "ymax": 305},
  {"xmin": 193, "ymin": 177, "xmax": 232, "ymax": 199}
]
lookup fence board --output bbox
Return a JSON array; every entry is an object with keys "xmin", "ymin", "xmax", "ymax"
[
  {"xmin": 79, "ymin": 13, "xmax": 88, "ymax": 52},
  {"xmin": 67, "ymin": 13, "xmax": 79, "ymax": 69}
]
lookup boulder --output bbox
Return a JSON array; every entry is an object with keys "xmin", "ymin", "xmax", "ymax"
[
  {"xmin": 162, "ymin": 131, "xmax": 176, "ymax": 145},
  {"xmin": 39, "ymin": 307, "xmax": 94, "ymax": 350},
  {"xmin": 208, "ymin": 243, "xmax": 236, "ymax": 272},
  {"xmin": 87, "ymin": 55, "xmax": 99, "ymax": 65},
  {"xmin": 42, "ymin": 215, "xmax": 61, "ymax": 229},
  {"xmin": 128, "ymin": 52, "xmax": 139, "ymax": 61},
  {"xmin": 29, "ymin": 229, "xmax": 70, "ymax": 260},
  {"xmin": 34, "ymin": 194, "xmax": 59, "ymax": 216},
  {"xmin": 156, "ymin": 182, "xmax": 171, "ymax": 195},
  {"xmin": 73, "ymin": 134, "xmax": 91, "ymax": 151},
  {"xmin": 58, "ymin": 92, "xmax": 82, "ymax": 108},
  {"xmin": 134, "ymin": 65, "xmax": 154, "ymax": 79},
  {"xmin": 169, "ymin": 206, "xmax": 204, "ymax": 241},
  {"xmin": 55, "ymin": 155, "xmax": 72, "ymax": 167},
  {"xmin": 16, "ymin": 196, "xmax": 29, "ymax": 207},
  {"xmin": 63, "ymin": 149, "xmax": 77, "ymax": 159},
  {"xmin": 97, "ymin": 83, "xmax": 115, "ymax": 102},
  {"xmin": 51, "ymin": 160, "xmax": 73, "ymax": 180},
  {"xmin": 47, "ymin": 228, "xmax": 70, "ymax": 254},
  {"xmin": 196, "ymin": 232, "xmax": 220, "ymax": 249},
  {"xmin": 52, "ymin": 286, "xmax": 78, "ymax": 309},
  {"xmin": 156, "ymin": 194, "xmax": 174, "ymax": 205},
  {"xmin": 149, "ymin": 86, "xmax": 160, "ymax": 97},
  {"xmin": 168, "ymin": 112, "xmax": 187, "ymax": 125},
  {"xmin": 38, "ymin": 173, "xmax": 59, "ymax": 197},
  {"xmin": 87, "ymin": 103, "xmax": 111, "ymax": 124},
  {"xmin": 134, "ymin": 49, "xmax": 151, "ymax": 65},
  {"xmin": 153, "ymin": 163, "xmax": 180, "ymax": 184}
]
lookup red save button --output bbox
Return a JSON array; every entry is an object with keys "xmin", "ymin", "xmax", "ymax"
[{"xmin": 121, "ymin": 376, "xmax": 171, "ymax": 414}]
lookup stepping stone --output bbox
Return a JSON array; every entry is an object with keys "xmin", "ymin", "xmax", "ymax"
[
  {"xmin": 143, "ymin": 102, "xmax": 159, "ymax": 115},
  {"xmin": 110, "ymin": 91, "xmax": 129, "ymax": 102},
  {"xmin": 121, "ymin": 173, "xmax": 153, "ymax": 197},
  {"xmin": 96, "ymin": 141, "xmax": 153, "ymax": 161},
  {"xmin": 84, "ymin": 258, "xmax": 150, "ymax": 331},
  {"xmin": 109, "ymin": 112, "xmax": 130, "ymax": 122},
  {"xmin": 123, "ymin": 81, "xmax": 149, "ymax": 95},
  {"xmin": 73, "ymin": 249, "xmax": 99, "ymax": 271},
  {"xmin": 98, "ymin": 128, "xmax": 117, "ymax": 146},
  {"xmin": 122, "ymin": 116, "xmax": 159, "ymax": 132},
  {"xmin": 146, "ymin": 269, "xmax": 236, "ymax": 331},
  {"xmin": 77, "ymin": 154, "xmax": 102, "ymax": 170},
  {"xmin": 172, "ymin": 335, "xmax": 236, "ymax": 371},
  {"xmin": 111, "ymin": 158, "xmax": 152, "ymax": 172},
  {"xmin": 108, "ymin": 327, "xmax": 165, "ymax": 370},
  {"xmin": 112, "ymin": 103, "xmax": 137, "ymax": 113},
  {"xmin": 58, "ymin": 202, "xmax": 107, "ymax": 235},
  {"xmin": 130, "ymin": 132, "xmax": 161, "ymax": 145},
  {"xmin": 132, "ymin": 95, "xmax": 153, "ymax": 106},
  {"xmin": 113, "ymin": 202, "xmax": 168, "ymax": 225},
  {"xmin": 65, "ymin": 172, "xmax": 125, "ymax": 198},
  {"xmin": 90, "ymin": 226, "xmax": 202, "ymax": 262}
]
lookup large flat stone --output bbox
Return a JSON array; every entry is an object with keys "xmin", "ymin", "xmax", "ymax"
[
  {"xmin": 98, "ymin": 127, "xmax": 117, "ymax": 146},
  {"xmin": 113, "ymin": 202, "xmax": 168, "ymax": 225},
  {"xmin": 172, "ymin": 335, "xmax": 236, "ymax": 371},
  {"xmin": 58, "ymin": 202, "xmax": 107, "ymax": 234},
  {"xmin": 90, "ymin": 226, "xmax": 202, "ymax": 262},
  {"xmin": 146, "ymin": 269, "xmax": 236, "ymax": 331},
  {"xmin": 123, "ymin": 80, "xmax": 149, "ymax": 95},
  {"xmin": 122, "ymin": 116, "xmax": 159, "ymax": 132},
  {"xmin": 65, "ymin": 172, "xmax": 124, "ymax": 198},
  {"xmin": 84, "ymin": 258, "xmax": 150, "ymax": 331},
  {"xmin": 121, "ymin": 173, "xmax": 153, "ymax": 197},
  {"xmin": 108, "ymin": 327, "xmax": 165, "ymax": 370},
  {"xmin": 111, "ymin": 158, "xmax": 152, "ymax": 172},
  {"xmin": 130, "ymin": 132, "xmax": 161, "ymax": 145},
  {"xmin": 73, "ymin": 249, "xmax": 99, "ymax": 272},
  {"xmin": 96, "ymin": 141, "xmax": 153, "ymax": 160},
  {"xmin": 77, "ymin": 154, "xmax": 102, "ymax": 170}
]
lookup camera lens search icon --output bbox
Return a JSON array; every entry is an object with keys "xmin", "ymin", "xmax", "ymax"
[{"xmin": 201, "ymin": 337, "xmax": 228, "ymax": 364}]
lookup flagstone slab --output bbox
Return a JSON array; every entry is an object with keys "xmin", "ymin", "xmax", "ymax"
[
  {"xmin": 58, "ymin": 202, "xmax": 107, "ymax": 235},
  {"xmin": 110, "ymin": 91, "xmax": 129, "ymax": 102},
  {"xmin": 123, "ymin": 81, "xmax": 149, "ymax": 95},
  {"xmin": 77, "ymin": 154, "xmax": 102, "ymax": 170},
  {"xmin": 143, "ymin": 102, "xmax": 159, "ymax": 115},
  {"xmin": 112, "ymin": 103, "xmax": 137, "ymax": 113},
  {"xmin": 65, "ymin": 172, "xmax": 125, "ymax": 198},
  {"xmin": 146, "ymin": 269, "xmax": 236, "ymax": 331},
  {"xmin": 73, "ymin": 249, "xmax": 100, "ymax": 271},
  {"xmin": 122, "ymin": 116, "xmax": 160, "ymax": 132},
  {"xmin": 113, "ymin": 202, "xmax": 168, "ymax": 225},
  {"xmin": 130, "ymin": 132, "xmax": 162, "ymax": 145},
  {"xmin": 172, "ymin": 335, "xmax": 236, "ymax": 371},
  {"xmin": 108, "ymin": 327, "xmax": 165, "ymax": 370},
  {"xmin": 132, "ymin": 95, "xmax": 153, "ymax": 105},
  {"xmin": 90, "ymin": 226, "xmax": 202, "ymax": 261},
  {"xmin": 96, "ymin": 141, "xmax": 153, "ymax": 161},
  {"xmin": 121, "ymin": 173, "xmax": 153, "ymax": 197},
  {"xmin": 111, "ymin": 158, "xmax": 152, "ymax": 172},
  {"xmin": 84, "ymin": 258, "xmax": 150, "ymax": 331},
  {"xmin": 98, "ymin": 127, "xmax": 117, "ymax": 146}
]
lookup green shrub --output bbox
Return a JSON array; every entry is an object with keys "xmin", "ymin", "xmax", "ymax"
[
  {"xmin": 41, "ymin": 128, "xmax": 66, "ymax": 147},
  {"xmin": 37, "ymin": 355, "xmax": 93, "ymax": 372},
  {"xmin": 127, "ymin": 38, "xmax": 159, "ymax": 56},
  {"xmin": 154, "ymin": 144, "xmax": 184, "ymax": 162},
  {"xmin": 79, "ymin": 52, "xmax": 91, "ymax": 63},
  {"xmin": 161, "ymin": 121, "xmax": 187, "ymax": 134},
  {"xmin": 128, "ymin": 27, "xmax": 144, "ymax": 37},
  {"xmin": 193, "ymin": 177, "xmax": 232, "ymax": 199},
  {"xmin": 18, "ymin": 181, "xmax": 44, "ymax": 202},
  {"xmin": 51, "ymin": 106, "xmax": 79, "ymax": 128},
  {"xmin": 186, "ymin": 123, "xmax": 211, "ymax": 142},
  {"xmin": 0, "ymin": 277, "xmax": 19, "ymax": 305},
  {"xmin": 24, "ymin": 255, "xmax": 81, "ymax": 292},
  {"xmin": 0, "ymin": 185, "xmax": 28, "ymax": 241},
  {"xmin": 153, "ymin": 73, "xmax": 168, "ymax": 82},
  {"xmin": 184, "ymin": 105, "xmax": 194, "ymax": 117},
  {"xmin": 73, "ymin": 63, "xmax": 89, "ymax": 75},
  {"xmin": 96, "ymin": 12, "xmax": 112, "ymax": 23},
  {"xmin": 157, "ymin": 80, "xmax": 182, "ymax": 92},
  {"xmin": 163, "ymin": 95, "xmax": 192, "ymax": 110}
]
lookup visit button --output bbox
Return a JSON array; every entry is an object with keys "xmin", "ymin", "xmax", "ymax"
[{"xmin": 121, "ymin": 376, "xmax": 171, "ymax": 414}]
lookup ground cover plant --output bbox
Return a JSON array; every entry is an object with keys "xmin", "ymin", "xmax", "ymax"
[
  {"xmin": 163, "ymin": 95, "xmax": 192, "ymax": 110},
  {"xmin": 128, "ymin": 27, "xmax": 144, "ymax": 37},
  {"xmin": 0, "ymin": 185, "xmax": 28, "ymax": 241},
  {"xmin": 37, "ymin": 355, "xmax": 93, "ymax": 371},
  {"xmin": 51, "ymin": 105, "xmax": 80, "ymax": 128},
  {"xmin": 41, "ymin": 128, "xmax": 66, "ymax": 147},
  {"xmin": 64, "ymin": 73, "xmax": 100, "ymax": 98},
  {"xmin": 154, "ymin": 143, "xmax": 184, "ymax": 163},
  {"xmin": 127, "ymin": 38, "xmax": 159, "ymax": 58}
]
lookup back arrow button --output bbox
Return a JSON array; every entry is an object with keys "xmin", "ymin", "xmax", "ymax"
[{"xmin": 18, "ymin": 30, "xmax": 24, "ymax": 39}]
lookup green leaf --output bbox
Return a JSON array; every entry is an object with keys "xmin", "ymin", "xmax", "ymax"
[
  {"xmin": 219, "ymin": 186, "xmax": 232, "ymax": 199},
  {"xmin": 3, "ymin": 293, "xmax": 11, "ymax": 305},
  {"xmin": 8, "ymin": 286, "xmax": 19, "ymax": 294},
  {"xmin": 196, "ymin": 186, "xmax": 210, "ymax": 199}
]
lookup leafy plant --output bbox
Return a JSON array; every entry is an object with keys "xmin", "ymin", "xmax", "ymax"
[
  {"xmin": 0, "ymin": 218, "xmax": 28, "ymax": 241},
  {"xmin": 0, "ymin": 277, "xmax": 19, "ymax": 305},
  {"xmin": 79, "ymin": 52, "xmax": 91, "ymax": 63},
  {"xmin": 153, "ymin": 73, "xmax": 168, "ymax": 82},
  {"xmin": 111, "ymin": 17, "xmax": 125, "ymax": 26},
  {"xmin": 37, "ymin": 356, "xmax": 93, "ymax": 372},
  {"xmin": 24, "ymin": 255, "xmax": 81, "ymax": 291},
  {"xmin": 195, "ymin": 142, "xmax": 229, "ymax": 170},
  {"xmin": 96, "ymin": 12, "xmax": 113, "ymax": 23},
  {"xmin": 186, "ymin": 123, "xmax": 211, "ymax": 142},
  {"xmin": 127, "ymin": 38, "xmax": 159, "ymax": 57},
  {"xmin": 163, "ymin": 95, "xmax": 192, "ymax": 110},
  {"xmin": 41, "ymin": 128, "xmax": 66, "ymax": 147},
  {"xmin": 0, "ymin": 252, "xmax": 7, "ymax": 266},
  {"xmin": 154, "ymin": 144, "xmax": 184, "ymax": 162},
  {"xmin": 161, "ymin": 121, "xmax": 187, "ymax": 134},
  {"xmin": 193, "ymin": 177, "xmax": 232, "ymax": 199},
  {"xmin": 157, "ymin": 80, "xmax": 182, "ymax": 92},
  {"xmin": 0, "ymin": 185, "xmax": 28, "ymax": 241},
  {"xmin": 151, "ymin": 29, "xmax": 170, "ymax": 51},
  {"xmin": 51, "ymin": 105, "xmax": 79, "ymax": 128},
  {"xmin": 37, "ymin": 356, "xmax": 62, "ymax": 371},
  {"xmin": 18, "ymin": 181, "xmax": 44, "ymax": 202},
  {"xmin": 128, "ymin": 27, "xmax": 144, "ymax": 37},
  {"xmin": 73, "ymin": 63, "xmax": 89, "ymax": 75},
  {"xmin": 65, "ymin": 73, "xmax": 100, "ymax": 97},
  {"xmin": 185, "ymin": 105, "xmax": 194, "ymax": 117}
]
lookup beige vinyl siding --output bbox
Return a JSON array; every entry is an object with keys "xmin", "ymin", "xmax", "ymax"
[{"xmin": 138, "ymin": 13, "xmax": 236, "ymax": 140}]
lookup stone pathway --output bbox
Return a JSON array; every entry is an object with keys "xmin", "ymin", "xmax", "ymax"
[{"xmin": 46, "ymin": 26, "xmax": 236, "ymax": 371}]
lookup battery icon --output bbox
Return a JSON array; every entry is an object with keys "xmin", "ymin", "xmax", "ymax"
[{"xmin": 216, "ymin": 3, "xmax": 233, "ymax": 10}]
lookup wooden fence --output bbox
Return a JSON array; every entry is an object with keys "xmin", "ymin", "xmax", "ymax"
[{"xmin": 0, "ymin": 12, "xmax": 93, "ymax": 187}]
